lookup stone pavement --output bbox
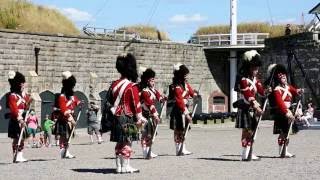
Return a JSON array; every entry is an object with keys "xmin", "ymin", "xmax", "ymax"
[{"xmin": 0, "ymin": 121, "xmax": 319, "ymax": 180}]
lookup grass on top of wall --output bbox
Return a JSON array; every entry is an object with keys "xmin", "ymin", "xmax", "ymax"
[
  {"xmin": 196, "ymin": 22, "xmax": 304, "ymax": 37},
  {"xmin": 119, "ymin": 25, "xmax": 170, "ymax": 41},
  {"xmin": 0, "ymin": 0, "xmax": 79, "ymax": 35}
]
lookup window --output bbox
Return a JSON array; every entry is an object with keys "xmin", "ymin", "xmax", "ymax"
[{"xmin": 213, "ymin": 96, "xmax": 225, "ymax": 104}]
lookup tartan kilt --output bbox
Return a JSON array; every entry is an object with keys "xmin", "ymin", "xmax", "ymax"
[
  {"xmin": 235, "ymin": 108, "xmax": 257, "ymax": 130},
  {"xmin": 273, "ymin": 113, "xmax": 289, "ymax": 134},
  {"xmin": 8, "ymin": 119, "xmax": 28, "ymax": 139},
  {"xmin": 54, "ymin": 119, "xmax": 72, "ymax": 138},
  {"xmin": 169, "ymin": 106, "xmax": 185, "ymax": 131},
  {"xmin": 110, "ymin": 115, "xmax": 139, "ymax": 143},
  {"xmin": 142, "ymin": 117, "xmax": 156, "ymax": 138}
]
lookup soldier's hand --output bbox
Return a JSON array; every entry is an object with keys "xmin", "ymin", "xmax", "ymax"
[
  {"xmin": 255, "ymin": 107, "xmax": 263, "ymax": 116},
  {"xmin": 136, "ymin": 117, "xmax": 147, "ymax": 127},
  {"xmin": 185, "ymin": 114, "xmax": 192, "ymax": 123},
  {"xmin": 286, "ymin": 110, "xmax": 295, "ymax": 123},
  {"xmin": 153, "ymin": 115, "xmax": 160, "ymax": 124},
  {"xmin": 19, "ymin": 120, "xmax": 26, "ymax": 128},
  {"xmin": 69, "ymin": 119, "xmax": 76, "ymax": 126},
  {"xmin": 160, "ymin": 96, "xmax": 168, "ymax": 103}
]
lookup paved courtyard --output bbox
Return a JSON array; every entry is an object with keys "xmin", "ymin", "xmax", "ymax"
[{"xmin": 0, "ymin": 121, "xmax": 319, "ymax": 180}]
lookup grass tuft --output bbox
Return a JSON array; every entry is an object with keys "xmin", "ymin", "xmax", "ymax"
[
  {"xmin": 0, "ymin": 0, "xmax": 79, "ymax": 35},
  {"xmin": 196, "ymin": 22, "xmax": 303, "ymax": 37}
]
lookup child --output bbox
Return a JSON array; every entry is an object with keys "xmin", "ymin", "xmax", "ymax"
[
  {"xmin": 26, "ymin": 109, "xmax": 40, "ymax": 148},
  {"xmin": 87, "ymin": 102, "xmax": 103, "ymax": 144},
  {"xmin": 42, "ymin": 114, "xmax": 55, "ymax": 147}
]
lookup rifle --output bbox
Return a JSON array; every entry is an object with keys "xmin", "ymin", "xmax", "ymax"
[
  {"xmin": 13, "ymin": 107, "xmax": 31, "ymax": 163},
  {"xmin": 246, "ymin": 65, "xmax": 277, "ymax": 161},
  {"xmin": 280, "ymin": 100, "xmax": 301, "ymax": 158},
  {"xmin": 177, "ymin": 103, "xmax": 198, "ymax": 156},
  {"xmin": 177, "ymin": 79, "xmax": 203, "ymax": 156},
  {"xmin": 63, "ymin": 109, "xmax": 82, "ymax": 158},
  {"xmin": 247, "ymin": 99, "xmax": 268, "ymax": 161},
  {"xmin": 146, "ymin": 101, "xmax": 166, "ymax": 159}
]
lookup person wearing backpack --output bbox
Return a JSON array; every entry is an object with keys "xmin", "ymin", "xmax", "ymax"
[
  {"xmin": 110, "ymin": 53, "xmax": 146, "ymax": 173},
  {"xmin": 56, "ymin": 71, "xmax": 81, "ymax": 159}
]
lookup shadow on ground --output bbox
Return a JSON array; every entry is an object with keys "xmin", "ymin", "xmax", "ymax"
[
  {"xmin": 29, "ymin": 159, "xmax": 56, "ymax": 162},
  {"xmin": 197, "ymin": 157, "xmax": 240, "ymax": 162},
  {"xmin": 72, "ymin": 168, "xmax": 115, "ymax": 174}
]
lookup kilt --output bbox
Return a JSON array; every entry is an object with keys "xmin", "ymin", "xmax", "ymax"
[
  {"xmin": 169, "ymin": 106, "xmax": 186, "ymax": 131},
  {"xmin": 8, "ymin": 119, "xmax": 28, "ymax": 139},
  {"xmin": 273, "ymin": 113, "xmax": 289, "ymax": 134},
  {"xmin": 110, "ymin": 115, "xmax": 139, "ymax": 143},
  {"xmin": 235, "ymin": 108, "xmax": 257, "ymax": 130},
  {"xmin": 142, "ymin": 117, "xmax": 156, "ymax": 138},
  {"xmin": 273, "ymin": 113, "xmax": 299, "ymax": 134},
  {"xmin": 54, "ymin": 120, "xmax": 72, "ymax": 138}
]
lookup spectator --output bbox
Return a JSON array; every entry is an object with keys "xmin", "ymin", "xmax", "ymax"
[
  {"xmin": 51, "ymin": 109, "xmax": 60, "ymax": 146},
  {"xmin": 299, "ymin": 102, "xmax": 314, "ymax": 127},
  {"xmin": 87, "ymin": 102, "xmax": 103, "ymax": 144},
  {"xmin": 42, "ymin": 114, "xmax": 55, "ymax": 147},
  {"xmin": 285, "ymin": 24, "xmax": 291, "ymax": 36},
  {"xmin": 26, "ymin": 109, "xmax": 40, "ymax": 148}
]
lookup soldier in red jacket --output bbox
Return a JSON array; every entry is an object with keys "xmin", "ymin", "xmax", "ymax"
[
  {"xmin": 56, "ymin": 71, "xmax": 81, "ymax": 159},
  {"xmin": 268, "ymin": 64, "xmax": 303, "ymax": 158},
  {"xmin": 139, "ymin": 67, "xmax": 166, "ymax": 159},
  {"xmin": 234, "ymin": 50, "xmax": 264, "ymax": 161},
  {"xmin": 110, "ymin": 53, "xmax": 146, "ymax": 173},
  {"xmin": 7, "ymin": 71, "xmax": 32, "ymax": 163},
  {"xmin": 168, "ymin": 63, "xmax": 196, "ymax": 156}
]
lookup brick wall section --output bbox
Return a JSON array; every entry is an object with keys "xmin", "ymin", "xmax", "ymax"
[
  {"xmin": 0, "ymin": 29, "xmax": 220, "ymax": 127},
  {"xmin": 261, "ymin": 32, "xmax": 320, "ymax": 106}
]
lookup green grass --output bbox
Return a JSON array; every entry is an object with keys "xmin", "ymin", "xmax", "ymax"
[
  {"xmin": 119, "ymin": 25, "xmax": 170, "ymax": 41},
  {"xmin": 196, "ymin": 22, "xmax": 303, "ymax": 37},
  {"xmin": 0, "ymin": 0, "xmax": 79, "ymax": 35}
]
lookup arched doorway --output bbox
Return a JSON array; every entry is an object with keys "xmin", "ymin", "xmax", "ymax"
[
  {"xmin": 0, "ymin": 93, "xmax": 10, "ymax": 133},
  {"xmin": 99, "ymin": 90, "xmax": 108, "ymax": 113},
  {"xmin": 74, "ymin": 91, "xmax": 88, "ymax": 128},
  {"xmin": 40, "ymin": 90, "xmax": 55, "ymax": 122},
  {"xmin": 208, "ymin": 91, "xmax": 228, "ymax": 113}
]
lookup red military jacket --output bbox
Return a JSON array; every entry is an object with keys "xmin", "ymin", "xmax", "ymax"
[
  {"xmin": 141, "ymin": 87, "xmax": 164, "ymax": 117},
  {"xmin": 173, "ymin": 82, "xmax": 196, "ymax": 115},
  {"xmin": 8, "ymin": 92, "xmax": 31, "ymax": 120},
  {"xmin": 58, "ymin": 94, "xmax": 80, "ymax": 121},
  {"xmin": 273, "ymin": 84, "xmax": 298, "ymax": 115},
  {"xmin": 240, "ymin": 77, "xmax": 265, "ymax": 105},
  {"xmin": 110, "ymin": 78, "xmax": 143, "ymax": 121}
]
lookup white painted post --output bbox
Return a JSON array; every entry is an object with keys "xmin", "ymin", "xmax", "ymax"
[{"xmin": 230, "ymin": 0, "xmax": 237, "ymax": 112}]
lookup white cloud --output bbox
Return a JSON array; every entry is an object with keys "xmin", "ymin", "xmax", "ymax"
[
  {"xmin": 169, "ymin": 14, "xmax": 207, "ymax": 24},
  {"xmin": 60, "ymin": 8, "xmax": 92, "ymax": 22},
  {"xmin": 43, "ymin": 5, "xmax": 93, "ymax": 22},
  {"xmin": 275, "ymin": 18, "xmax": 297, "ymax": 24}
]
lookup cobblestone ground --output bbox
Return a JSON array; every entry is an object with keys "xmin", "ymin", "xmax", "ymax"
[{"xmin": 0, "ymin": 121, "xmax": 319, "ymax": 180}]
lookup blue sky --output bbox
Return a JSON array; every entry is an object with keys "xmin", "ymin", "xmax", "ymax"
[{"xmin": 30, "ymin": 0, "xmax": 319, "ymax": 42}]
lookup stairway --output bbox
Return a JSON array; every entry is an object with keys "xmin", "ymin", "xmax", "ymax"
[{"xmin": 306, "ymin": 17, "xmax": 320, "ymax": 32}]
